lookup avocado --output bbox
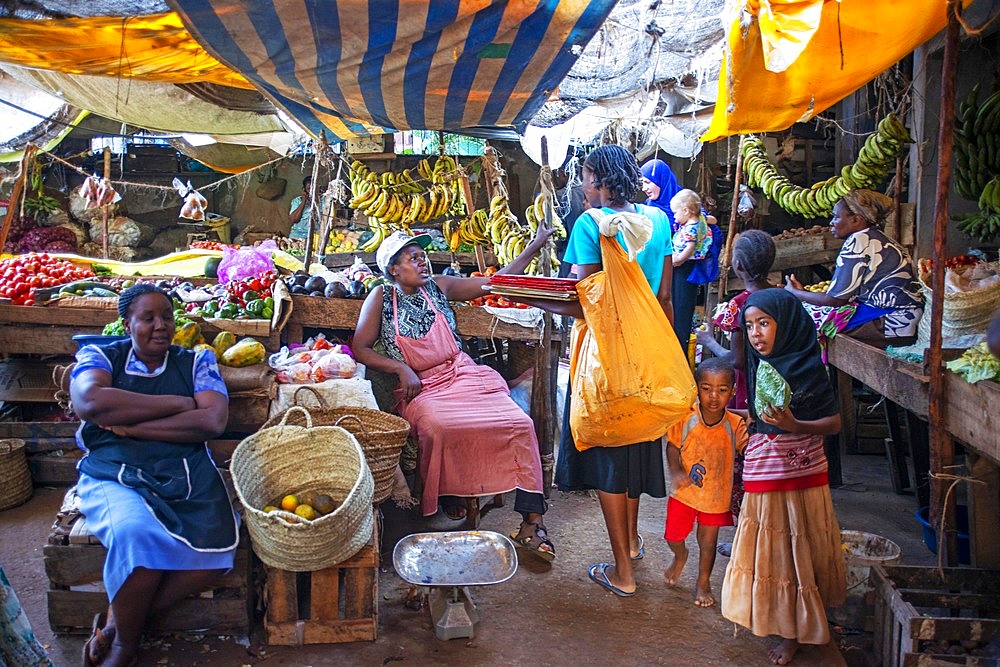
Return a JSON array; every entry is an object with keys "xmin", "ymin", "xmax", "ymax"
[
  {"xmin": 347, "ymin": 280, "xmax": 367, "ymax": 299},
  {"xmin": 304, "ymin": 275, "xmax": 327, "ymax": 293},
  {"xmin": 325, "ymin": 282, "xmax": 349, "ymax": 299},
  {"xmin": 204, "ymin": 256, "xmax": 221, "ymax": 279}
]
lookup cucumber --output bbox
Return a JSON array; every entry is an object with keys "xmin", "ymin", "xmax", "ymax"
[
  {"xmin": 88, "ymin": 287, "xmax": 120, "ymax": 298},
  {"xmin": 59, "ymin": 280, "xmax": 105, "ymax": 294}
]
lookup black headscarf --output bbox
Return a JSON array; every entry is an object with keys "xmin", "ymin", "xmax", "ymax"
[{"xmin": 740, "ymin": 289, "xmax": 838, "ymax": 434}]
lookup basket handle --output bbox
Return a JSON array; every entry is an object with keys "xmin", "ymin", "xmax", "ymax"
[
  {"xmin": 277, "ymin": 405, "xmax": 313, "ymax": 429},
  {"xmin": 291, "ymin": 384, "xmax": 330, "ymax": 408},
  {"xmin": 334, "ymin": 414, "xmax": 371, "ymax": 439}
]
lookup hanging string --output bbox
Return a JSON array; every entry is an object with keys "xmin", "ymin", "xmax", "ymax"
[{"xmin": 928, "ymin": 466, "xmax": 984, "ymax": 581}]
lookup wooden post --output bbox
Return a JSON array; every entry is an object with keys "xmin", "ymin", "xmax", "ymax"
[
  {"xmin": 533, "ymin": 136, "xmax": 556, "ymax": 492},
  {"xmin": 715, "ymin": 137, "xmax": 745, "ymax": 308},
  {"xmin": 928, "ymin": 0, "xmax": 960, "ymax": 566},
  {"xmin": 303, "ymin": 133, "xmax": 327, "ymax": 268},
  {"xmin": 458, "ymin": 172, "xmax": 486, "ymax": 273},
  {"xmin": 0, "ymin": 144, "xmax": 35, "ymax": 252},
  {"xmin": 101, "ymin": 147, "xmax": 111, "ymax": 260}
]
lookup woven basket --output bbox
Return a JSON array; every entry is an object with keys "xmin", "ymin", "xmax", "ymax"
[
  {"xmin": 917, "ymin": 267, "xmax": 1000, "ymax": 342},
  {"xmin": 0, "ymin": 439, "xmax": 33, "ymax": 511},
  {"xmin": 263, "ymin": 388, "xmax": 410, "ymax": 505},
  {"xmin": 231, "ymin": 407, "xmax": 374, "ymax": 571}
]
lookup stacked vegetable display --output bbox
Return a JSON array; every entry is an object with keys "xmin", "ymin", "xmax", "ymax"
[{"xmin": 0, "ymin": 253, "xmax": 95, "ymax": 305}]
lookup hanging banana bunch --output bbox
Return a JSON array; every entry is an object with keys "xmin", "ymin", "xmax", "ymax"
[
  {"xmin": 952, "ymin": 84, "xmax": 1000, "ymax": 242},
  {"xmin": 742, "ymin": 113, "xmax": 913, "ymax": 220},
  {"xmin": 347, "ymin": 156, "xmax": 466, "ymax": 251}
]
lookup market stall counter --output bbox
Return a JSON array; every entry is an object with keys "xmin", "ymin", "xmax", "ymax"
[{"xmin": 825, "ymin": 334, "xmax": 1000, "ymax": 568}]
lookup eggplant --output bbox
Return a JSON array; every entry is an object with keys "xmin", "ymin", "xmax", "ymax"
[
  {"xmin": 325, "ymin": 282, "xmax": 349, "ymax": 299},
  {"xmin": 347, "ymin": 280, "xmax": 367, "ymax": 299},
  {"xmin": 304, "ymin": 276, "xmax": 327, "ymax": 293}
]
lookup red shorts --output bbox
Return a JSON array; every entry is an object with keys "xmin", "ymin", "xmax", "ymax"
[{"xmin": 664, "ymin": 496, "xmax": 734, "ymax": 542}]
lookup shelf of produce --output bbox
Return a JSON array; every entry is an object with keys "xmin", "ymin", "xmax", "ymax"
[
  {"xmin": 285, "ymin": 295, "xmax": 549, "ymax": 343},
  {"xmin": 0, "ymin": 303, "xmax": 282, "ymax": 355},
  {"xmin": 322, "ymin": 250, "xmax": 498, "ymax": 271}
]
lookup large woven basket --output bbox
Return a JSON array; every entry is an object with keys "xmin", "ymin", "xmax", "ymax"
[
  {"xmin": 0, "ymin": 439, "xmax": 33, "ymax": 511},
  {"xmin": 917, "ymin": 266, "xmax": 1000, "ymax": 342},
  {"xmin": 231, "ymin": 407, "xmax": 374, "ymax": 571},
  {"xmin": 263, "ymin": 392, "xmax": 410, "ymax": 505}
]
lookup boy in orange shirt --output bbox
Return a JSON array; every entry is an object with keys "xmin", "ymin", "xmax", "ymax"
[{"xmin": 664, "ymin": 357, "xmax": 748, "ymax": 606}]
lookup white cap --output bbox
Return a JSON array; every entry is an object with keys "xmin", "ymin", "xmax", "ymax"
[{"xmin": 375, "ymin": 231, "xmax": 433, "ymax": 274}]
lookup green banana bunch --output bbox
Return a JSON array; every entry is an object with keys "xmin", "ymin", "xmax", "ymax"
[
  {"xmin": 742, "ymin": 113, "xmax": 912, "ymax": 219},
  {"xmin": 953, "ymin": 175, "xmax": 1000, "ymax": 242}
]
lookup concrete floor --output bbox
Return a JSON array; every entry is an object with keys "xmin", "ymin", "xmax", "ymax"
[{"xmin": 1, "ymin": 453, "xmax": 936, "ymax": 667}]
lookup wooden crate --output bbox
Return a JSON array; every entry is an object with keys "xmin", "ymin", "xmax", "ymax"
[
  {"xmin": 44, "ymin": 526, "xmax": 253, "ymax": 636},
  {"xmin": 871, "ymin": 564, "xmax": 1000, "ymax": 667},
  {"xmin": 263, "ymin": 513, "xmax": 378, "ymax": 645}
]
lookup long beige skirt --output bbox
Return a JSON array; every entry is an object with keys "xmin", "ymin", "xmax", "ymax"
[{"xmin": 721, "ymin": 485, "xmax": 846, "ymax": 645}]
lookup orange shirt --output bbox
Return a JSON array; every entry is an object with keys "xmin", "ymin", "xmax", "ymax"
[{"xmin": 666, "ymin": 408, "xmax": 748, "ymax": 514}]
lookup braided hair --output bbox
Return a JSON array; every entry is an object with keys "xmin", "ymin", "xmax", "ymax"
[
  {"xmin": 731, "ymin": 229, "xmax": 776, "ymax": 283},
  {"xmin": 584, "ymin": 145, "xmax": 641, "ymax": 206},
  {"xmin": 118, "ymin": 284, "xmax": 171, "ymax": 320}
]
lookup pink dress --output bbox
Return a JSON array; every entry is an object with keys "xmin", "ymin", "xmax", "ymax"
[{"xmin": 392, "ymin": 288, "xmax": 543, "ymax": 516}]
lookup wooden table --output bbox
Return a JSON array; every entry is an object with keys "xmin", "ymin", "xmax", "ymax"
[{"xmin": 826, "ymin": 335, "xmax": 1000, "ymax": 567}]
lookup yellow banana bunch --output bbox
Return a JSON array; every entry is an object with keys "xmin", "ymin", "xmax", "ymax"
[
  {"xmin": 359, "ymin": 221, "xmax": 388, "ymax": 253},
  {"xmin": 524, "ymin": 193, "xmax": 567, "ymax": 238}
]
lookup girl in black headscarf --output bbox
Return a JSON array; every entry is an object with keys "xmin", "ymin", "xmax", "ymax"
[{"xmin": 721, "ymin": 289, "xmax": 846, "ymax": 666}]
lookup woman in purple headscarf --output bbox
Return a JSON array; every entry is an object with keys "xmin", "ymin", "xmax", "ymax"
[{"xmin": 641, "ymin": 158, "xmax": 683, "ymax": 232}]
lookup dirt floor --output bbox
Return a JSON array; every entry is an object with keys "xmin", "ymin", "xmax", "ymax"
[{"xmin": 1, "ymin": 452, "xmax": 937, "ymax": 667}]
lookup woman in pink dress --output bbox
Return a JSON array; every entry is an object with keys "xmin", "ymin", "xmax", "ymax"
[{"xmin": 353, "ymin": 229, "xmax": 556, "ymax": 560}]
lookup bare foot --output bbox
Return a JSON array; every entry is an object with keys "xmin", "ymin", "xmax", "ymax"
[
  {"xmin": 693, "ymin": 583, "xmax": 715, "ymax": 607},
  {"xmin": 663, "ymin": 549, "xmax": 687, "ymax": 587},
  {"xmin": 768, "ymin": 638, "xmax": 799, "ymax": 665}
]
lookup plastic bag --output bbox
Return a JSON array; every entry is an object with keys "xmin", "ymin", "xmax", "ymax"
[
  {"xmin": 311, "ymin": 352, "xmax": 357, "ymax": 382},
  {"xmin": 737, "ymin": 184, "xmax": 756, "ymax": 220},
  {"xmin": 217, "ymin": 242, "xmax": 276, "ymax": 283},
  {"xmin": 754, "ymin": 360, "xmax": 791, "ymax": 416},
  {"xmin": 569, "ymin": 233, "xmax": 697, "ymax": 450}
]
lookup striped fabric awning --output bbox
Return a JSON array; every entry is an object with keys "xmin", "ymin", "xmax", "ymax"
[{"xmin": 168, "ymin": 0, "xmax": 617, "ymax": 140}]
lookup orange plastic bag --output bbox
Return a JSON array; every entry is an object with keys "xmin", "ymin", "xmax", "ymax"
[{"xmin": 569, "ymin": 234, "xmax": 696, "ymax": 451}]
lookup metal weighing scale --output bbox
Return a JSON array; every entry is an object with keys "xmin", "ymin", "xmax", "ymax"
[{"xmin": 393, "ymin": 530, "xmax": 518, "ymax": 640}]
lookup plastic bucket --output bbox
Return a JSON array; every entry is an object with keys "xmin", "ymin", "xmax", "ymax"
[
  {"xmin": 915, "ymin": 506, "xmax": 971, "ymax": 565},
  {"xmin": 828, "ymin": 530, "xmax": 901, "ymax": 629}
]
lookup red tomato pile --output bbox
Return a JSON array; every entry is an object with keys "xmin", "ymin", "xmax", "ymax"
[
  {"xmin": 0, "ymin": 253, "xmax": 94, "ymax": 306},
  {"xmin": 190, "ymin": 240, "xmax": 238, "ymax": 251},
  {"xmin": 468, "ymin": 294, "xmax": 530, "ymax": 309}
]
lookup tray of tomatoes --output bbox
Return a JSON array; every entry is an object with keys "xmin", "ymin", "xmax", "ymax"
[{"xmin": 0, "ymin": 253, "xmax": 95, "ymax": 306}]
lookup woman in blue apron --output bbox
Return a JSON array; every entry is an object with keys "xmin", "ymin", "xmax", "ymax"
[{"xmin": 71, "ymin": 284, "xmax": 237, "ymax": 667}]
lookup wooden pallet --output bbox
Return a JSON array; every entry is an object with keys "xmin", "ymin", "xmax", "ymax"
[
  {"xmin": 263, "ymin": 512, "xmax": 378, "ymax": 645},
  {"xmin": 871, "ymin": 564, "xmax": 1000, "ymax": 667}
]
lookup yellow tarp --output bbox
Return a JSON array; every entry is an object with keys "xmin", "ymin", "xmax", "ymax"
[
  {"xmin": 0, "ymin": 109, "xmax": 89, "ymax": 163},
  {"xmin": 0, "ymin": 13, "xmax": 251, "ymax": 90},
  {"xmin": 703, "ymin": 0, "xmax": 971, "ymax": 141}
]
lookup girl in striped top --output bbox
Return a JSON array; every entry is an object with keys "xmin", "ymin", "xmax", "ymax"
[{"xmin": 721, "ymin": 289, "xmax": 846, "ymax": 666}]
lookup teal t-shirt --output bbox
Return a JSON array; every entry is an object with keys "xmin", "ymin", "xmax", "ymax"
[{"xmin": 563, "ymin": 204, "xmax": 674, "ymax": 294}]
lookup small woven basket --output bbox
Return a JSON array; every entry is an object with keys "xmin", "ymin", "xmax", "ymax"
[
  {"xmin": 231, "ymin": 407, "xmax": 374, "ymax": 571},
  {"xmin": 0, "ymin": 439, "xmax": 33, "ymax": 511},
  {"xmin": 263, "ymin": 390, "xmax": 410, "ymax": 505}
]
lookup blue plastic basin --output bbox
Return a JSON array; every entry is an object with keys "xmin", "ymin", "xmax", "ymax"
[
  {"xmin": 915, "ymin": 505, "xmax": 970, "ymax": 565},
  {"xmin": 72, "ymin": 334, "xmax": 128, "ymax": 349}
]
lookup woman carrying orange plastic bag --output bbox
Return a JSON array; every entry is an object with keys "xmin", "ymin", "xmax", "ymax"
[{"xmin": 514, "ymin": 145, "xmax": 696, "ymax": 596}]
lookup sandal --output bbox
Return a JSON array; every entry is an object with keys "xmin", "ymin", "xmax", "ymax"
[
  {"xmin": 509, "ymin": 521, "xmax": 556, "ymax": 562},
  {"xmin": 82, "ymin": 612, "xmax": 108, "ymax": 666},
  {"xmin": 441, "ymin": 503, "xmax": 467, "ymax": 521}
]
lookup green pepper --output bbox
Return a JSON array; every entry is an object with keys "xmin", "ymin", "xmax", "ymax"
[
  {"xmin": 245, "ymin": 299, "xmax": 266, "ymax": 317},
  {"xmin": 261, "ymin": 306, "xmax": 274, "ymax": 319},
  {"xmin": 243, "ymin": 290, "xmax": 259, "ymax": 303},
  {"xmin": 202, "ymin": 300, "xmax": 219, "ymax": 315},
  {"xmin": 264, "ymin": 296, "xmax": 274, "ymax": 309},
  {"xmin": 219, "ymin": 303, "xmax": 240, "ymax": 319}
]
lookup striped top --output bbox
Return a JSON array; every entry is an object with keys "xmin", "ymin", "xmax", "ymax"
[{"xmin": 742, "ymin": 432, "xmax": 828, "ymax": 493}]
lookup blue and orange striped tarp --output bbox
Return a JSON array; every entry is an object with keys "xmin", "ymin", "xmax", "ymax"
[{"xmin": 169, "ymin": 0, "xmax": 616, "ymax": 140}]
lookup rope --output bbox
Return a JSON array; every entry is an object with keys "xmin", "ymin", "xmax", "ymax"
[{"xmin": 928, "ymin": 466, "xmax": 985, "ymax": 580}]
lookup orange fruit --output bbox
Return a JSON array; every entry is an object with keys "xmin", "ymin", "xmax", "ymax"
[
  {"xmin": 280, "ymin": 494, "xmax": 299, "ymax": 512},
  {"xmin": 262, "ymin": 505, "xmax": 278, "ymax": 513},
  {"xmin": 294, "ymin": 504, "xmax": 316, "ymax": 520}
]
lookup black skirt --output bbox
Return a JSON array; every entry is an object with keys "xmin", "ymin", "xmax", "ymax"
[{"xmin": 554, "ymin": 387, "xmax": 667, "ymax": 498}]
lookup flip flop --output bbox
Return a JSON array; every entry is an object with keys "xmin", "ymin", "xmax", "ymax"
[
  {"xmin": 717, "ymin": 542, "xmax": 733, "ymax": 558},
  {"xmin": 588, "ymin": 563, "xmax": 635, "ymax": 597},
  {"xmin": 441, "ymin": 503, "xmax": 467, "ymax": 521},
  {"xmin": 631, "ymin": 534, "xmax": 645, "ymax": 560}
]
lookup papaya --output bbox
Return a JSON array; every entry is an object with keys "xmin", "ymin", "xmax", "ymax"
[
  {"xmin": 172, "ymin": 321, "xmax": 202, "ymax": 348},
  {"xmin": 221, "ymin": 338, "xmax": 265, "ymax": 367},
  {"xmin": 193, "ymin": 343, "xmax": 215, "ymax": 354},
  {"xmin": 212, "ymin": 331, "xmax": 237, "ymax": 357}
]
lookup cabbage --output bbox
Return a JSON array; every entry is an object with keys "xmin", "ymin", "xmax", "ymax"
[
  {"xmin": 946, "ymin": 343, "xmax": 1000, "ymax": 384},
  {"xmin": 754, "ymin": 360, "xmax": 792, "ymax": 416}
]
